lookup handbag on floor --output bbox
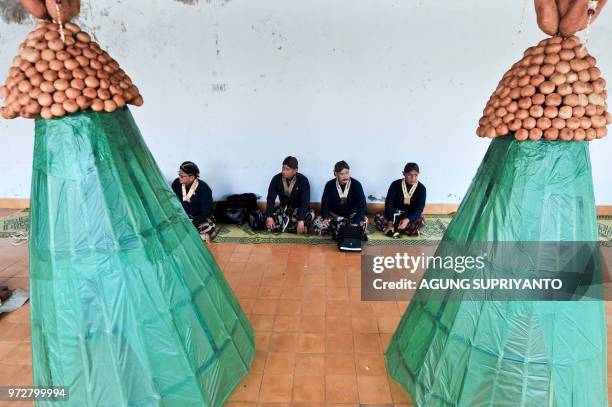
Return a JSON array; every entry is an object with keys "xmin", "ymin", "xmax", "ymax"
[
  {"xmin": 216, "ymin": 193, "xmax": 259, "ymax": 225},
  {"xmin": 337, "ymin": 224, "xmax": 363, "ymax": 252}
]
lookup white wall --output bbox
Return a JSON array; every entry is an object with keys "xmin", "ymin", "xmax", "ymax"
[{"xmin": 0, "ymin": 0, "xmax": 610, "ymax": 204}]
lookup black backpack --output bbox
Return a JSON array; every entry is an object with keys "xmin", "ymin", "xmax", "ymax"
[
  {"xmin": 337, "ymin": 224, "xmax": 363, "ymax": 252},
  {"xmin": 216, "ymin": 193, "xmax": 259, "ymax": 225}
]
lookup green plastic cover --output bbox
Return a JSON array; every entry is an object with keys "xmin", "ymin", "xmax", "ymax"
[
  {"xmin": 385, "ymin": 136, "xmax": 608, "ymax": 406},
  {"xmin": 29, "ymin": 108, "xmax": 255, "ymax": 407}
]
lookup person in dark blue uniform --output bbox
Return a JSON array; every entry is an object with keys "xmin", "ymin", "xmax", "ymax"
[
  {"xmin": 375, "ymin": 162, "xmax": 426, "ymax": 237},
  {"xmin": 313, "ymin": 160, "xmax": 368, "ymax": 240},
  {"xmin": 264, "ymin": 156, "xmax": 315, "ymax": 234},
  {"xmin": 171, "ymin": 161, "xmax": 216, "ymax": 242}
]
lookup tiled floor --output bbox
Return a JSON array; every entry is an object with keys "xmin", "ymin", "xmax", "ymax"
[{"xmin": 0, "ymin": 239, "xmax": 610, "ymax": 406}]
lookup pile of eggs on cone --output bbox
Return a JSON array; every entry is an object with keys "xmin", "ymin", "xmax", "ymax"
[
  {"xmin": 477, "ymin": 36, "xmax": 610, "ymax": 141},
  {"xmin": 0, "ymin": 21, "xmax": 143, "ymax": 120}
]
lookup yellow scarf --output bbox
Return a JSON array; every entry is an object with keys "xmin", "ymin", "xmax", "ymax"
[
  {"xmin": 282, "ymin": 176, "xmax": 297, "ymax": 197},
  {"xmin": 401, "ymin": 180, "xmax": 418, "ymax": 205},
  {"xmin": 182, "ymin": 179, "xmax": 199, "ymax": 203}
]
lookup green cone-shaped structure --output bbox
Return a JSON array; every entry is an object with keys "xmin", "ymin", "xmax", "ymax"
[
  {"xmin": 385, "ymin": 136, "xmax": 607, "ymax": 406},
  {"xmin": 29, "ymin": 108, "xmax": 254, "ymax": 406}
]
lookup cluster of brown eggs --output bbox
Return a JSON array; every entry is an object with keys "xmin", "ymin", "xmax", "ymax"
[
  {"xmin": 0, "ymin": 21, "xmax": 143, "ymax": 120},
  {"xmin": 477, "ymin": 36, "xmax": 610, "ymax": 141}
]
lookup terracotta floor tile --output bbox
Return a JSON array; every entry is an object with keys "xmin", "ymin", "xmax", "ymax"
[
  {"xmin": 252, "ymin": 299, "xmax": 279, "ymax": 315},
  {"xmin": 301, "ymin": 301, "xmax": 325, "ymax": 316},
  {"xmin": 326, "ymin": 300, "xmax": 351, "ymax": 317},
  {"xmin": 354, "ymin": 333, "xmax": 382, "ymax": 353},
  {"xmin": 373, "ymin": 302, "xmax": 400, "ymax": 317},
  {"xmin": 299, "ymin": 316, "xmax": 326, "ymax": 333},
  {"xmin": 297, "ymin": 333, "xmax": 325, "ymax": 353},
  {"xmin": 352, "ymin": 315, "xmax": 379, "ymax": 333},
  {"xmin": 389, "ymin": 377, "xmax": 412, "ymax": 403},
  {"xmin": 258, "ymin": 286, "xmax": 283, "ymax": 300},
  {"xmin": 327, "ymin": 286, "xmax": 349, "ymax": 301},
  {"xmin": 259, "ymin": 374, "xmax": 293, "ymax": 402},
  {"xmin": 250, "ymin": 315, "xmax": 276, "ymax": 331},
  {"xmin": 293, "ymin": 376, "xmax": 325, "ymax": 402},
  {"xmin": 378, "ymin": 316, "xmax": 401, "ymax": 333},
  {"xmin": 277, "ymin": 299, "xmax": 301, "ymax": 315},
  {"xmin": 303, "ymin": 287, "xmax": 326, "ymax": 301},
  {"xmin": 273, "ymin": 315, "xmax": 300, "ymax": 333},
  {"xmin": 269, "ymin": 333, "xmax": 299, "ymax": 353},
  {"xmin": 325, "ymin": 375, "xmax": 359, "ymax": 403},
  {"xmin": 228, "ymin": 372, "xmax": 262, "ymax": 402},
  {"xmin": 356, "ymin": 375, "xmax": 393, "ymax": 404},
  {"xmin": 326, "ymin": 316, "xmax": 352, "ymax": 334},
  {"xmin": 355, "ymin": 353, "xmax": 387, "ymax": 376},
  {"xmin": 2, "ymin": 341, "xmax": 31, "ymax": 365},
  {"xmin": 326, "ymin": 333, "xmax": 354, "ymax": 353},
  {"xmin": 254, "ymin": 331, "xmax": 271, "ymax": 351},
  {"xmin": 0, "ymin": 323, "xmax": 30, "ymax": 342},
  {"xmin": 280, "ymin": 285, "xmax": 303, "ymax": 300},
  {"xmin": 264, "ymin": 352, "xmax": 295, "ymax": 375},
  {"xmin": 301, "ymin": 274, "xmax": 326, "ymax": 287},
  {"xmin": 251, "ymin": 351, "xmax": 267, "ymax": 374},
  {"xmin": 325, "ymin": 354, "xmax": 356, "ymax": 375},
  {"xmin": 0, "ymin": 341, "xmax": 20, "ymax": 360},
  {"xmin": 379, "ymin": 333, "xmax": 394, "ymax": 350},
  {"xmin": 295, "ymin": 353, "xmax": 325, "ymax": 376}
]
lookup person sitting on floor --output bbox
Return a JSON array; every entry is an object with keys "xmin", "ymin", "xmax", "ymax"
[
  {"xmin": 171, "ymin": 161, "xmax": 216, "ymax": 242},
  {"xmin": 374, "ymin": 162, "xmax": 426, "ymax": 237},
  {"xmin": 265, "ymin": 156, "xmax": 315, "ymax": 234},
  {"xmin": 313, "ymin": 160, "xmax": 368, "ymax": 240}
]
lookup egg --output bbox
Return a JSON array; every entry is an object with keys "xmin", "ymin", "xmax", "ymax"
[
  {"xmin": 65, "ymin": 88, "xmax": 81, "ymax": 100},
  {"xmin": 596, "ymin": 127, "xmax": 608, "ymax": 139},
  {"xmin": 591, "ymin": 115, "xmax": 606, "ymax": 128},
  {"xmin": 37, "ymin": 93, "xmax": 53, "ymax": 107},
  {"xmin": 544, "ymin": 53, "xmax": 560, "ymax": 65},
  {"xmin": 585, "ymin": 128, "xmax": 597, "ymax": 140},
  {"xmin": 563, "ymin": 94, "xmax": 579, "ymax": 107},
  {"xmin": 539, "ymin": 81, "xmax": 555, "ymax": 95},
  {"xmin": 544, "ymin": 127, "xmax": 559, "ymax": 141},
  {"xmin": 523, "ymin": 117, "xmax": 537, "ymax": 130},
  {"xmin": 515, "ymin": 129, "xmax": 529, "ymax": 141},
  {"xmin": 585, "ymin": 104, "xmax": 598, "ymax": 116},
  {"xmin": 529, "ymin": 75, "xmax": 546, "ymax": 87},
  {"xmin": 63, "ymin": 99, "xmax": 79, "ymax": 113},
  {"xmin": 540, "ymin": 64, "xmax": 556, "ymax": 77},
  {"xmin": 40, "ymin": 106, "xmax": 53, "ymax": 120},
  {"xmin": 559, "ymin": 128, "xmax": 574, "ymax": 141},
  {"xmin": 552, "ymin": 118, "xmax": 566, "ymax": 129},
  {"xmin": 536, "ymin": 117, "xmax": 552, "ymax": 130},
  {"xmin": 76, "ymin": 95, "xmax": 92, "ymax": 110},
  {"xmin": 53, "ymin": 79, "xmax": 69, "ymax": 92},
  {"xmin": 572, "ymin": 106, "xmax": 586, "ymax": 118},
  {"xmin": 48, "ymin": 39, "xmax": 65, "ymax": 52},
  {"xmin": 50, "ymin": 103, "xmax": 65, "ymax": 117},
  {"xmin": 509, "ymin": 119, "xmax": 522, "ymax": 131},
  {"xmin": 529, "ymin": 128, "xmax": 543, "ymax": 140},
  {"xmin": 573, "ymin": 128, "xmax": 586, "ymax": 141},
  {"xmin": 82, "ymin": 87, "xmax": 97, "ymax": 99},
  {"xmin": 516, "ymin": 109, "xmax": 530, "ymax": 120},
  {"xmin": 544, "ymin": 106, "xmax": 559, "ymax": 119}
]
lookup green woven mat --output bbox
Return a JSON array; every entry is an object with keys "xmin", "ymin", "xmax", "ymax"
[
  {"xmin": 2, "ymin": 210, "xmax": 611, "ymax": 244},
  {"xmin": 0, "ymin": 209, "xmax": 29, "ymax": 238},
  {"xmin": 214, "ymin": 215, "xmax": 612, "ymax": 245}
]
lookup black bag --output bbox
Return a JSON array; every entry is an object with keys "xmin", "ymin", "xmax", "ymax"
[
  {"xmin": 248, "ymin": 209, "xmax": 266, "ymax": 231},
  {"xmin": 337, "ymin": 224, "xmax": 363, "ymax": 252},
  {"xmin": 216, "ymin": 193, "xmax": 259, "ymax": 225}
]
